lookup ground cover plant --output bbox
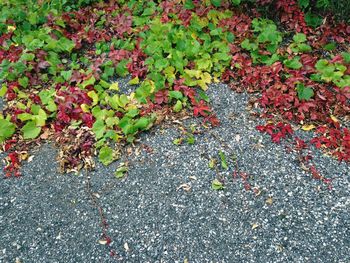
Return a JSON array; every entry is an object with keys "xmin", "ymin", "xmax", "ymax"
[{"xmin": 0, "ymin": 0, "xmax": 349, "ymax": 186}]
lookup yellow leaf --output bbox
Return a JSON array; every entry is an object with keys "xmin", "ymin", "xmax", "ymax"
[
  {"xmin": 87, "ymin": 91, "xmax": 98, "ymax": 106},
  {"xmin": 330, "ymin": 115, "xmax": 338, "ymax": 123},
  {"xmin": 266, "ymin": 197, "xmax": 273, "ymax": 205},
  {"xmin": 7, "ymin": 25, "xmax": 16, "ymax": 32},
  {"xmin": 109, "ymin": 82, "xmax": 119, "ymax": 91},
  {"xmin": 81, "ymin": 104, "xmax": 90, "ymax": 113},
  {"xmin": 184, "ymin": 69, "xmax": 201, "ymax": 79},
  {"xmin": 197, "ymin": 72, "xmax": 212, "ymax": 90},
  {"xmin": 252, "ymin": 223, "xmax": 259, "ymax": 230},
  {"xmin": 128, "ymin": 76, "xmax": 139, "ymax": 85},
  {"xmin": 301, "ymin": 124, "xmax": 315, "ymax": 131}
]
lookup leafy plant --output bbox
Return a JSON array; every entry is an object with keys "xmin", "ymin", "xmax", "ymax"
[
  {"xmin": 313, "ymin": 59, "xmax": 350, "ymax": 88},
  {"xmin": 289, "ymin": 33, "xmax": 312, "ymax": 53},
  {"xmin": 241, "ymin": 18, "xmax": 282, "ymax": 65},
  {"xmin": 211, "ymin": 179, "xmax": 225, "ymax": 190}
]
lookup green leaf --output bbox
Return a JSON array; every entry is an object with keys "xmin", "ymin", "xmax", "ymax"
[
  {"xmin": 226, "ymin": 32, "xmax": 235, "ymax": 43},
  {"xmin": 173, "ymin": 138, "xmax": 183, "ymax": 145},
  {"xmin": 20, "ymin": 53, "xmax": 35, "ymax": 61},
  {"xmin": 134, "ymin": 117, "xmax": 150, "ymax": 130},
  {"xmin": 61, "ymin": 70, "xmax": 72, "ymax": 81},
  {"xmin": 119, "ymin": 117, "xmax": 136, "ymax": 135},
  {"xmin": 34, "ymin": 109, "xmax": 47, "ymax": 126},
  {"xmin": 125, "ymin": 109, "xmax": 139, "ymax": 118},
  {"xmin": 154, "ymin": 58, "xmax": 169, "ymax": 70},
  {"xmin": 341, "ymin": 52, "xmax": 350, "ymax": 64},
  {"xmin": 81, "ymin": 76, "xmax": 96, "ymax": 89},
  {"xmin": 231, "ymin": 0, "xmax": 241, "ymax": 5},
  {"xmin": 18, "ymin": 76, "xmax": 29, "ymax": 88},
  {"xmin": 98, "ymin": 146, "xmax": 114, "ymax": 166},
  {"xmin": 92, "ymin": 119, "xmax": 106, "ymax": 139},
  {"xmin": 128, "ymin": 76, "xmax": 139, "ymax": 85},
  {"xmin": 284, "ymin": 57, "xmax": 303, "ymax": 69},
  {"xmin": 0, "ymin": 119, "xmax": 16, "ymax": 142},
  {"xmin": 18, "ymin": 113, "xmax": 33, "ymax": 122},
  {"xmin": 184, "ymin": 0, "xmax": 195, "ymax": 9},
  {"xmin": 297, "ymin": 43, "xmax": 312, "ymax": 53},
  {"xmin": 116, "ymin": 59, "xmax": 129, "ymax": 77},
  {"xmin": 211, "ymin": 0, "xmax": 222, "ymax": 7},
  {"xmin": 208, "ymin": 158, "xmax": 216, "ymax": 169},
  {"xmin": 186, "ymin": 134, "xmax": 195, "ymax": 145},
  {"xmin": 105, "ymin": 117, "xmax": 119, "ymax": 128},
  {"xmin": 115, "ymin": 163, "xmax": 128, "ymax": 178},
  {"xmin": 21, "ymin": 121, "xmax": 41, "ymax": 139},
  {"xmin": 212, "ymin": 179, "xmax": 224, "ymax": 190},
  {"xmin": 57, "ymin": 37, "xmax": 75, "ymax": 53},
  {"xmin": 142, "ymin": 8, "xmax": 154, "ymax": 16},
  {"xmin": 298, "ymin": 0, "xmax": 310, "ymax": 9},
  {"xmin": 218, "ymin": 151, "xmax": 228, "ymax": 170},
  {"xmin": 323, "ymin": 42, "xmax": 336, "ymax": 51},
  {"xmin": 173, "ymin": 100, "xmax": 183, "ymax": 112},
  {"xmin": 305, "ymin": 12, "xmax": 322, "ymax": 28},
  {"xmin": 109, "ymin": 82, "xmax": 119, "ymax": 91},
  {"xmin": 87, "ymin": 90, "xmax": 99, "ymax": 106},
  {"xmin": 293, "ymin": 33, "xmax": 307, "ymax": 43},
  {"xmin": 296, "ymin": 83, "xmax": 314, "ymax": 101},
  {"xmin": 169, "ymin": 91, "xmax": 183, "ymax": 100},
  {"xmin": 0, "ymin": 84, "xmax": 7, "ymax": 97}
]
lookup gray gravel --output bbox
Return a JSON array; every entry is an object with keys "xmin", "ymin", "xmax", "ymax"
[{"xmin": 1, "ymin": 83, "xmax": 350, "ymax": 262}]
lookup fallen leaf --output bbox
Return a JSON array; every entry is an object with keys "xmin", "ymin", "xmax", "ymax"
[
  {"xmin": 124, "ymin": 242, "xmax": 130, "ymax": 252},
  {"xmin": 93, "ymin": 193, "xmax": 100, "ymax": 198},
  {"xmin": 235, "ymin": 134, "xmax": 241, "ymax": 142},
  {"xmin": 330, "ymin": 115, "xmax": 338, "ymax": 123},
  {"xmin": 266, "ymin": 197, "xmax": 273, "ymax": 205},
  {"xmin": 252, "ymin": 223, "xmax": 259, "ymax": 230},
  {"xmin": 301, "ymin": 124, "xmax": 315, "ymax": 131},
  {"xmin": 99, "ymin": 239, "xmax": 108, "ymax": 245},
  {"xmin": 177, "ymin": 183, "xmax": 191, "ymax": 192}
]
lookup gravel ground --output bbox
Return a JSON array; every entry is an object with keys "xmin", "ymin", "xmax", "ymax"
[{"xmin": 1, "ymin": 82, "xmax": 350, "ymax": 263}]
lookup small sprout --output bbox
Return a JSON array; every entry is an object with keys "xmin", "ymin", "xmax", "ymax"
[
  {"xmin": 173, "ymin": 138, "xmax": 183, "ymax": 145},
  {"xmin": 190, "ymin": 124, "xmax": 196, "ymax": 133},
  {"xmin": 115, "ymin": 162, "xmax": 128, "ymax": 178},
  {"xmin": 211, "ymin": 179, "xmax": 224, "ymax": 190},
  {"xmin": 186, "ymin": 134, "xmax": 195, "ymax": 145},
  {"xmin": 208, "ymin": 158, "xmax": 216, "ymax": 169},
  {"xmin": 218, "ymin": 151, "xmax": 228, "ymax": 170}
]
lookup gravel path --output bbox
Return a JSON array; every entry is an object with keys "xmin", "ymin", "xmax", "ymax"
[{"xmin": 1, "ymin": 83, "xmax": 349, "ymax": 262}]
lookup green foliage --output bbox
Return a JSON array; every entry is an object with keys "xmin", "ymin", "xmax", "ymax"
[
  {"xmin": 211, "ymin": 179, "xmax": 224, "ymax": 190},
  {"xmin": 0, "ymin": 0, "xmax": 101, "ymax": 34},
  {"xmin": 284, "ymin": 57, "xmax": 303, "ymax": 69},
  {"xmin": 289, "ymin": 33, "xmax": 312, "ymax": 53},
  {"xmin": 241, "ymin": 18, "xmax": 282, "ymax": 65},
  {"xmin": 0, "ymin": 118, "xmax": 16, "ymax": 142},
  {"xmin": 98, "ymin": 146, "xmax": 115, "ymax": 166},
  {"xmin": 296, "ymin": 83, "xmax": 314, "ymax": 101},
  {"xmin": 298, "ymin": 0, "xmax": 350, "ymax": 23},
  {"xmin": 21, "ymin": 121, "xmax": 41, "ymax": 139},
  {"xmin": 312, "ymin": 59, "xmax": 350, "ymax": 88},
  {"xmin": 218, "ymin": 151, "xmax": 228, "ymax": 170},
  {"xmin": 115, "ymin": 163, "xmax": 128, "ymax": 178},
  {"xmin": 140, "ymin": 14, "xmax": 231, "ymax": 92}
]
